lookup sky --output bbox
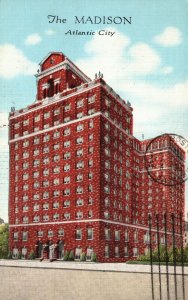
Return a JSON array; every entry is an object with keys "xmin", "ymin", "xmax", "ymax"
[{"xmin": 0, "ymin": 0, "xmax": 188, "ymax": 222}]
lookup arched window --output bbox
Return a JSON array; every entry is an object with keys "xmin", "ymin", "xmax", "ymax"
[
  {"xmin": 47, "ymin": 79, "xmax": 54, "ymax": 97},
  {"xmin": 43, "ymin": 88, "xmax": 47, "ymax": 99}
]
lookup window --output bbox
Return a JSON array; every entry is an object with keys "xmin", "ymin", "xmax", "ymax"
[
  {"xmin": 76, "ymin": 137, "xmax": 83, "ymax": 144},
  {"xmin": 23, "ymin": 152, "xmax": 29, "ymax": 159},
  {"xmin": 64, "ymin": 104, "xmax": 70, "ymax": 112},
  {"xmin": 14, "ymin": 123, "xmax": 20, "ymax": 129},
  {"xmin": 125, "ymin": 230, "xmax": 129, "ymax": 242},
  {"xmin": 88, "ymin": 95, "xmax": 95, "ymax": 104},
  {"xmin": 76, "ymin": 229, "xmax": 82, "ymax": 240},
  {"xmin": 77, "ymin": 99, "xmax": 84, "ymax": 108},
  {"xmin": 88, "ymin": 173, "xmax": 93, "ymax": 180},
  {"xmin": 63, "ymin": 200, "xmax": 70, "ymax": 207},
  {"xmin": 76, "ymin": 174, "xmax": 83, "ymax": 182},
  {"xmin": 33, "ymin": 204, "xmax": 39, "ymax": 211},
  {"xmin": 63, "ymin": 188, "xmax": 70, "ymax": 196},
  {"xmin": 64, "ymin": 176, "xmax": 70, "ymax": 184},
  {"xmin": 43, "ymin": 180, "xmax": 49, "ymax": 187},
  {"xmin": 133, "ymin": 247, "xmax": 138, "ymax": 257},
  {"xmin": 86, "ymin": 247, "xmax": 93, "ymax": 261},
  {"xmin": 105, "ymin": 228, "xmax": 110, "ymax": 240},
  {"xmin": 44, "ymin": 124, "xmax": 50, "ymax": 129},
  {"xmin": 48, "ymin": 230, "xmax": 53, "ymax": 237},
  {"xmin": 88, "ymin": 184, "xmax": 93, "ymax": 192},
  {"xmin": 53, "ymin": 213, "xmax": 59, "ymax": 220},
  {"xmin": 53, "ymin": 190, "xmax": 60, "ymax": 197},
  {"xmin": 53, "ymin": 166, "xmax": 60, "ymax": 174},
  {"xmin": 77, "ymin": 112, "xmax": 84, "ymax": 119},
  {"xmin": 63, "ymin": 128, "xmax": 70, "ymax": 136},
  {"xmin": 43, "ymin": 135, "xmax": 50, "ymax": 142},
  {"xmin": 33, "ymin": 194, "xmax": 40, "ymax": 200},
  {"xmin": 53, "ymin": 155, "xmax": 60, "ymax": 162},
  {"xmin": 43, "ymin": 169, "xmax": 49, "ymax": 176},
  {"xmin": 64, "ymin": 152, "xmax": 71, "ymax": 159},
  {"xmin": 34, "ymin": 115, "xmax": 40, "ymax": 122},
  {"xmin": 43, "ymin": 215, "xmax": 49, "ymax": 221},
  {"xmin": 104, "ymin": 211, "xmax": 110, "ymax": 219},
  {"xmin": 43, "ymin": 191, "xmax": 49, "ymax": 199},
  {"xmin": 34, "ymin": 137, "xmax": 40, "ymax": 144},
  {"xmin": 64, "ymin": 116, "xmax": 70, "ymax": 123},
  {"xmin": 115, "ymin": 230, "xmax": 120, "ymax": 241},
  {"xmin": 33, "ymin": 215, "xmax": 40, "ymax": 222},
  {"xmin": 88, "ymin": 197, "xmax": 93, "ymax": 205},
  {"xmin": 33, "ymin": 171, "xmax": 39, "ymax": 178},
  {"xmin": 76, "ymin": 186, "xmax": 83, "ymax": 194},
  {"xmin": 23, "ymin": 184, "xmax": 28, "ymax": 191},
  {"xmin": 33, "ymin": 149, "xmax": 39, "ymax": 156},
  {"xmin": 115, "ymin": 246, "xmax": 119, "ymax": 257},
  {"xmin": 76, "ymin": 198, "xmax": 83, "ymax": 206},
  {"xmin": 54, "ymin": 120, "xmax": 60, "ymax": 126},
  {"xmin": 22, "ymin": 204, "xmax": 28, "ymax": 212},
  {"xmin": 53, "ymin": 178, "xmax": 59, "ymax": 185},
  {"xmin": 88, "ymin": 210, "xmax": 93, "ymax": 218},
  {"xmin": 105, "ymin": 245, "xmax": 109, "ymax": 258},
  {"xmin": 58, "ymin": 228, "xmax": 64, "ymax": 236},
  {"xmin": 37, "ymin": 230, "xmax": 43, "ymax": 237},
  {"xmin": 22, "ymin": 232, "xmax": 28, "ymax": 241},
  {"xmin": 88, "ymin": 160, "xmax": 93, "ymax": 167},
  {"xmin": 43, "ymin": 203, "xmax": 49, "ymax": 210},
  {"xmin": 76, "ymin": 211, "xmax": 83, "ymax": 219},
  {"xmin": 23, "ymin": 195, "xmax": 28, "ymax": 202},
  {"xmin": 53, "ymin": 131, "xmax": 60, "ymax": 138},
  {"xmin": 23, "ymin": 130, "xmax": 28, "ymax": 136},
  {"xmin": 43, "ymin": 157, "xmax": 49, "ymax": 164},
  {"xmin": 54, "ymin": 108, "xmax": 60, "ymax": 115},
  {"xmin": 134, "ymin": 231, "xmax": 138, "ymax": 243},
  {"xmin": 53, "ymin": 202, "xmax": 59, "ymax": 209},
  {"xmin": 64, "ymin": 141, "xmax": 70, "ymax": 148},
  {"xmin": 23, "ymin": 173, "xmax": 29, "ymax": 180},
  {"xmin": 23, "ymin": 140, "xmax": 29, "ymax": 148},
  {"xmin": 89, "ymin": 119, "xmax": 93, "ymax": 128},
  {"xmin": 88, "ymin": 108, "xmax": 95, "ymax": 115},
  {"xmin": 76, "ymin": 161, "xmax": 84, "ymax": 169},
  {"xmin": 13, "ymin": 232, "xmax": 18, "ymax": 241},
  {"xmin": 76, "ymin": 124, "xmax": 84, "ymax": 132},
  {"xmin": 63, "ymin": 212, "xmax": 70, "ymax": 220},
  {"xmin": 44, "ymin": 112, "xmax": 50, "ymax": 119},
  {"xmin": 53, "ymin": 144, "xmax": 59, "ymax": 150},
  {"xmin": 76, "ymin": 149, "xmax": 83, "ymax": 156},
  {"xmin": 64, "ymin": 164, "xmax": 70, "ymax": 172},
  {"xmin": 75, "ymin": 247, "xmax": 82, "ymax": 260},
  {"xmin": 23, "ymin": 216, "xmax": 29, "ymax": 224},
  {"xmin": 124, "ymin": 246, "xmax": 129, "ymax": 257},
  {"xmin": 87, "ymin": 228, "xmax": 93, "ymax": 240}
]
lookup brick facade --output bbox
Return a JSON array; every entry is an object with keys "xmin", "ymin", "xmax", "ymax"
[{"xmin": 8, "ymin": 52, "xmax": 185, "ymax": 262}]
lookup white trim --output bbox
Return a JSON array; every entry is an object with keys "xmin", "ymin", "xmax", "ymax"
[
  {"xmin": 9, "ymin": 113, "xmax": 101, "ymax": 143},
  {"xmin": 9, "ymin": 218, "xmax": 177, "ymax": 235},
  {"xmin": 9, "ymin": 82, "xmax": 101, "ymax": 120}
]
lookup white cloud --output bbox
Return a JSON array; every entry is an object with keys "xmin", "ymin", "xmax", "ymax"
[
  {"xmin": 161, "ymin": 66, "xmax": 173, "ymax": 74},
  {"xmin": 45, "ymin": 29, "xmax": 56, "ymax": 36},
  {"xmin": 154, "ymin": 27, "xmax": 182, "ymax": 47},
  {"xmin": 76, "ymin": 27, "xmax": 188, "ymax": 139},
  {"xmin": 25, "ymin": 33, "xmax": 42, "ymax": 45},
  {"xmin": 0, "ymin": 44, "xmax": 37, "ymax": 79}
]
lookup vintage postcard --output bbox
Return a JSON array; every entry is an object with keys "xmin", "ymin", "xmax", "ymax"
[{"xmin": 0, "ymin": 1, "xmax": 188, "ymax": 299}]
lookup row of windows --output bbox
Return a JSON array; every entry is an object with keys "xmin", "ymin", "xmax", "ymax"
[
  {"xmin": 17, "ymin": 183, "xmax": 94, "ymax": 193},
  {"xmin": 15, "ymin": 210, "xmax": 93, "ymax": 224},
  {"xmin": 13, "ymin": 227, "xmax": 94, "ymax": 241},
  {"xmin": 13, "ymin": 110, "xmax": 95, "ymax": 138},
  {"xmin": 105, "ymin": 245, "xmax": 137, "ymax": 257},
  {"xmin": 20, "ymin": 172, "xmax": 93, "ymax": 182},
  {"xmin": 15, "ymin": 198, "xmax": 93, "ymax": 210}
]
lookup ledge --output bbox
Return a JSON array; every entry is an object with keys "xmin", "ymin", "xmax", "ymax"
[{"xmin": 0, "ymin": 260, "xmax": 188, "ymax": 274}]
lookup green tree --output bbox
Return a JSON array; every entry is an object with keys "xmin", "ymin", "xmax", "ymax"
[{"xmin": 0, "ymin": 224, "xmax": 9, "ymax": 259}]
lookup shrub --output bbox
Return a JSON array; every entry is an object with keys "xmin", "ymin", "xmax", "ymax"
[
  {"xmin": 68, "ymin": 250, "xmax": 75, "ymax": 261},
  {"xmin": 18, "ymin": 252, "xmax": 22, "ymax": 259},
  {"xmin": 91, "ymin": 252, "xmax": 97, "ymax": 262},
  {"xmin": 63, "ymin": 250, "xmax": 69, "ymax": 261},
  {"xmin": 28, "ymin": 250, "xmax": 36, "ymax": 260},
  {"xmin": 80, "ymin": 252, "xmax": 86, "ymax": 262},
  {"xmin": 7, "ymin": 251, "xmax": 12, "ymax": 259}
]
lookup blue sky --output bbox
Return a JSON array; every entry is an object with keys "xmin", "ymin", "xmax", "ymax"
[{"xmin": 0, "ymin": 0, "xmax": 188, "ymax": 222}]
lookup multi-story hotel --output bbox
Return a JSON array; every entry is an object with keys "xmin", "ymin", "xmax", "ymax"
[{"xmin": 8, "ymin": 52, "xmax": 185, "ymax": 262}]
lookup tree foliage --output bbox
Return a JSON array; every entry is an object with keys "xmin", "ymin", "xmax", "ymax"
[{"xmin": 0, "ymin": 224, "xmax": 9, "ymax": 259}]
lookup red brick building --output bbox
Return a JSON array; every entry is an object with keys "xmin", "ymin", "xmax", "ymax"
[{"xmin": 8, "ymin": 52, "xmax": 185, "ymax": 262}]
